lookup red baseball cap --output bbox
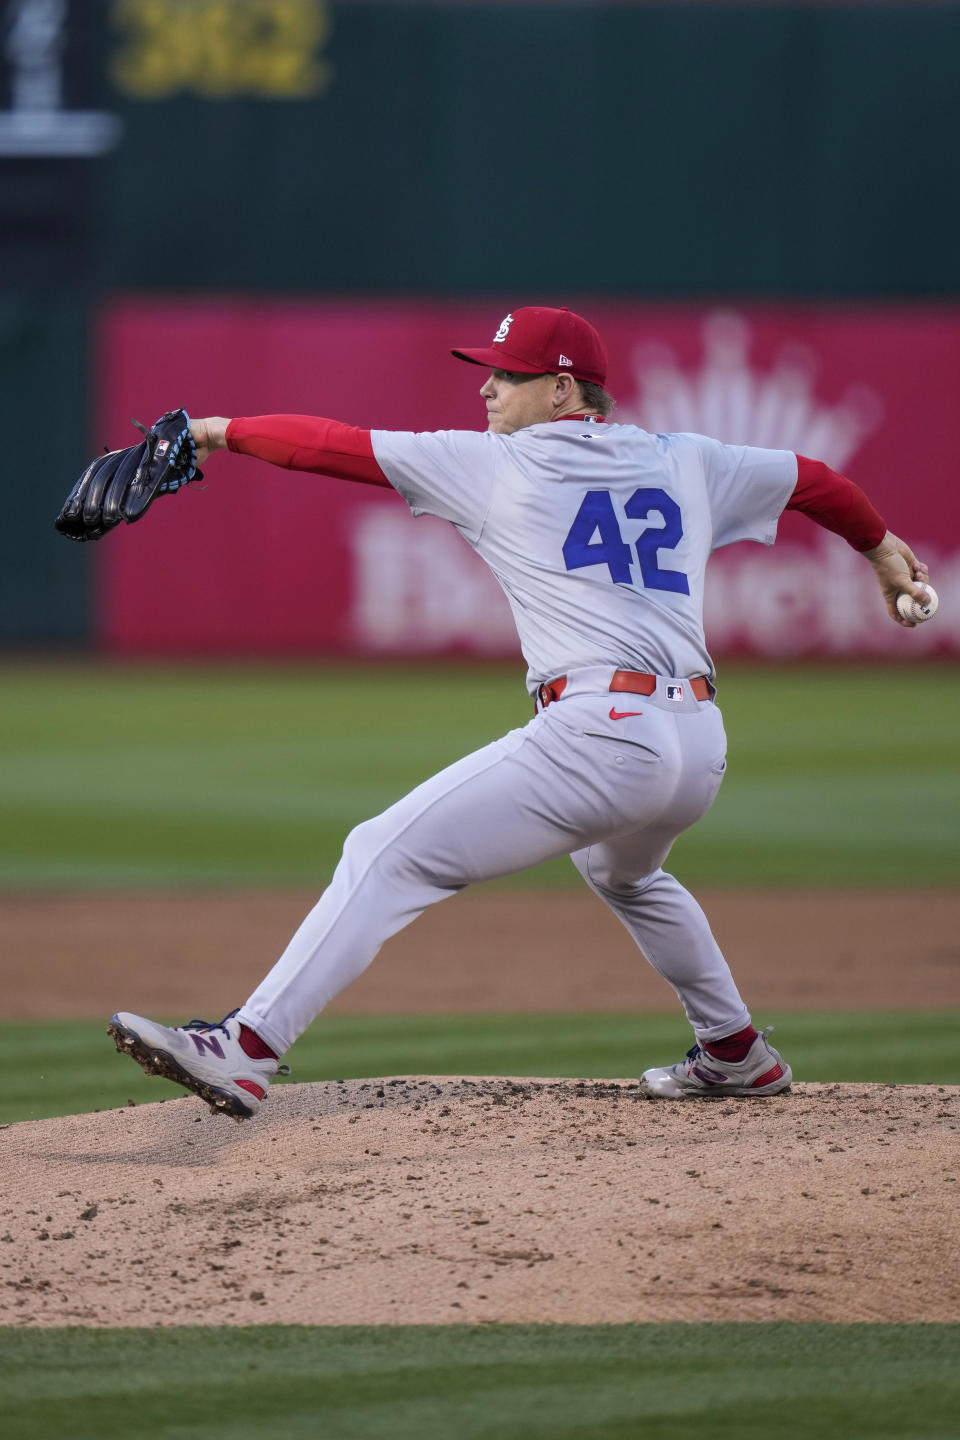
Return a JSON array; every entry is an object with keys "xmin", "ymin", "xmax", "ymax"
[{"xmin": 451, "ymin": 306, "xmax": 608, "ymax": 387}]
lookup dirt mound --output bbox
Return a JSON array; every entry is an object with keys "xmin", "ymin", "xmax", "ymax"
[{"xmin": 3, "ymin": 1078, "xmax": 958, "ymax": 1327}]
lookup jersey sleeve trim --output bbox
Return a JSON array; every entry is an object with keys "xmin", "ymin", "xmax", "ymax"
[
  {"xmin": 688, "ymin": 436, "xmax": 798, "ymax": 551},
  {"xmin": 370, "ymin": 428, "xmax": 498, "ymax": 545}
]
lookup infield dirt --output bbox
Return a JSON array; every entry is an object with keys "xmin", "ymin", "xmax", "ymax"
[
  {"xmin": 2, "ymin": 887, "xmax": 959, "ymax": 1327},
  {"xmin": 3, "ymin": 887, "xmax": 959, "ymax": 1018}
]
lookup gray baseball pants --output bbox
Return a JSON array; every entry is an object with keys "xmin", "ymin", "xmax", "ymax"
[{"xmin": 237, "ymin": 670, "xmax": 751, "ymax": 1056}]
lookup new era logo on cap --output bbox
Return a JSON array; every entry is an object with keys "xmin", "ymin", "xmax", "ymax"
[{"xmin": 451, "ymin": 306, "xmax": 608, "ymax": 387}]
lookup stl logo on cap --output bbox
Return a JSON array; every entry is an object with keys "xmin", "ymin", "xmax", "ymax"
[{"xmin": 493, "ymin": 313, "xmax": 514, "ymax": 344}]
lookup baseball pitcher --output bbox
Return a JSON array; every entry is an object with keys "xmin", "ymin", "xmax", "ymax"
[{"xmin": 100, "ymin": 307, "xmax": 932, "ymax": 1118}]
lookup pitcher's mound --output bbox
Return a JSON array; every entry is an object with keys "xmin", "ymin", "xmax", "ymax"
[{"xmin": 3, "ymin": 1078, "xmax": 958, "ymax": 1327}]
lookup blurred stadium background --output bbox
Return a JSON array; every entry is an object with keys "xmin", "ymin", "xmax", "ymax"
[{"xmin": 1, "ymin": 0, "xmax": 958, "ymax": 661}]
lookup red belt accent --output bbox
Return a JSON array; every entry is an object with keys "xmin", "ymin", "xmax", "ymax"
[{"xmin": 537, "ymin": 670, "xmax": 710, "ymax": 710}]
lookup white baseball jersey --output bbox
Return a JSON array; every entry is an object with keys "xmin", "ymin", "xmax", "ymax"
[
  {"xmin": 240, "ymin": 418, "xmax": 799, "ymax": 1055},
  {"xmin": 372, "ymin": 420, "xmax": 798, "ymax": 690}
]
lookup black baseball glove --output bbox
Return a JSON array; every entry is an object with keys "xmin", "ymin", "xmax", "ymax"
[{"xmin": 54, "ymin": 408, "xmax": 203, "ymax": 542}]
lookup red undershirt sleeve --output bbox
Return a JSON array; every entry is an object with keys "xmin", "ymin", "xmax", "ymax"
[
  {"xmin": 226, "ymin": 415, "xmax": 391, "ymax": 488},
  {"xmin": 786, "ymin": 455, "xmax": 887, "ymax": 552}
]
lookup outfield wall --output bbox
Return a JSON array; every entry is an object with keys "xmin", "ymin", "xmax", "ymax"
[
  {"xmin": 4, "ymin": 0, "xmax": 959, "ymax": 649},
  {"xmin": 95, "ymin": 297, "xmax": 960, "ymax": 659}
]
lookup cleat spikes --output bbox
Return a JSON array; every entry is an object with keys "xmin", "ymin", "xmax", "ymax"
[{"xmin": 107, "ymin": 1010, "xmax": 282, "ymax": 1121}]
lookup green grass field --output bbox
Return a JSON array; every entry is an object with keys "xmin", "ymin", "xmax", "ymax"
[
  {"xmin": 3, "ymin": 1009, "xmax": 957, "ymax": 1125},
  {"xmin": 3, "ymin": 660, "xmax": 958, "ymax": 1436},
  {"xmin": 1, "ymin": 660, "xmax": 957, "ymax": 889},
  {"xmin": 2, "ymin": 1324, "xmax": 959, "ymax": 1439}
]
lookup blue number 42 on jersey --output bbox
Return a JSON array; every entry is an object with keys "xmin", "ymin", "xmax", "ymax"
[{"xmin": 562, "ymin": 487, "xmax": 690, "ymax": 595}]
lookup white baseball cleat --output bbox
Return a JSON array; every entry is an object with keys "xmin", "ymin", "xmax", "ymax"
[
  {"xmin": 108, "ymin": 1010, "xmax": 289, "ymax": 1121},
  {"xmin": 640, "ymin": 1029, "xmax": 792, "ymax": 1099}
]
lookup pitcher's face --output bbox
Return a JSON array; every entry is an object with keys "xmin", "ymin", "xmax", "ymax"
[{"xmin": 479, "ymin": 369, "xmax": 560, "ymax": 435}]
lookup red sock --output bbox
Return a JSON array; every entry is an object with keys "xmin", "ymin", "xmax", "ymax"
[
  {"xmin": 239, "ymin": 1024, "xmax": 278, "ymax": 1061},
  {"xmin": 704, "ymin": 1025, "xmax": 758, "ymax": 1063}
]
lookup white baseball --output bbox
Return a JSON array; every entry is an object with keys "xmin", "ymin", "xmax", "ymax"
[{"xmin": 896, "ymin": 584, "xmax": 938, "ymax": 623}]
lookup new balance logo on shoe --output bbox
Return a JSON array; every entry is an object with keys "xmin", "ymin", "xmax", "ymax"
[
  {"xmin": 639, "ymin": 1030, "xmax": 792, "ymax": 1099},
  {"xmin": 189, "ymin": 1032, "xmax": 225, "ymax": 1059},
  {"xmin": 107, "ymin": 1010, "xmax": 289, "ymax": 1121}
]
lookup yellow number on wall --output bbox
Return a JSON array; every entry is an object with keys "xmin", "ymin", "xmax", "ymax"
[
  {"xmin": 110, "ymin": 0, "xmax": 333, "ymax": 100},
  {"xmin": 110, "ymin": 0, "xmax": 191, "ymax": 99},
  {"xmin": 247, "ymin": 1, "xmax": 332, "ymax": 98}
]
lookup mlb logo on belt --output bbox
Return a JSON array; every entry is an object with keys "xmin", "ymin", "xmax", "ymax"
[{"xmin": 666, "ymin": 684, "xmax": 683, "ymax": 701}]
